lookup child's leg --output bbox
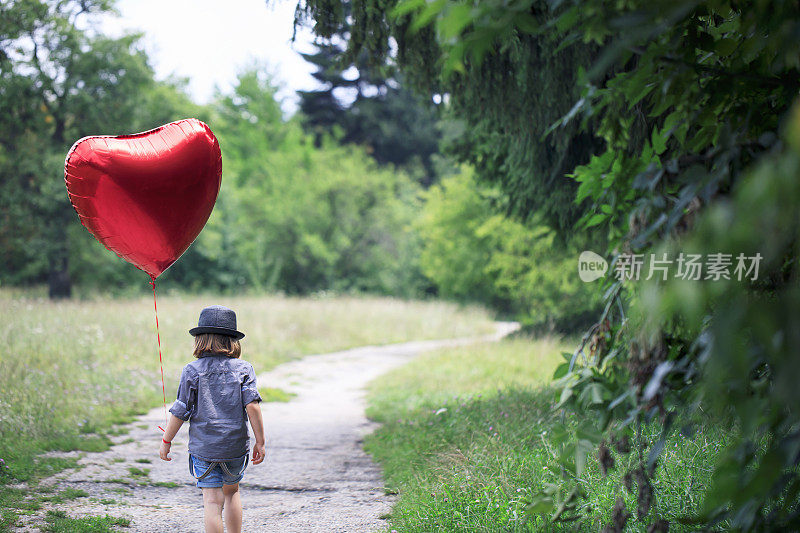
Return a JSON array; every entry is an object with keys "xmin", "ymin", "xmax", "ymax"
[
  {"xmin": 202, "ymin": 488, "xmax": 225, "ymax": 533},
  {"xmin": 222, "ymin": 483, "xmax": 242, "ymax": 533}
]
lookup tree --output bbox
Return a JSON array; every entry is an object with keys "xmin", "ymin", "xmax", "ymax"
[
  {"xmin": 211, "ymin": 68, "xmax": 424, "ymax": 296},
  {"xmin": 297, "ymin": 39, "xmax": 354, "ymax": 146},
  {"xmin": 344, "ymin": 79, "xmax": 441, "ymax": 186},
  {"xmin": 296, "ymin": 15, "xmax": 441, "ymax": 186},
  {"xmin": 416, "ymin": 168, "xmax": 600, "ymax": 329},
  {"xmin": 0, "ymin": 0, "xmax": 156, "ymax": 298}
]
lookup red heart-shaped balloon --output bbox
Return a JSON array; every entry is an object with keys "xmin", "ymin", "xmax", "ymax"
[{"xmin": 65, "ymin": 119, "xmax": 222, "ymax": 279}]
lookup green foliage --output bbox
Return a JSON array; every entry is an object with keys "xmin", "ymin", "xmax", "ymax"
[
  {"xmin": 197, "ymin": 68, "xmax": 425, "ymax": 295},
  {"xmin": 531, "ymin": 1, "xmax": 799, "ymax": 529},
  {"xmin": 541, "ymin": 1, "xmax": 800, "ymax": 528},
  {"xmin": 295, "ymin": 0, "xmax": 603, "ymax": 230},
  {"xmin": 0, "ymin": 486, "xmax": 38, "ymax": 533},
  {"xmin": 416, "ymin": 170, "xmax": 496, "ymax": 302},
  {"xmin": 417, "ymin": 169, "xmax": 601, "ymax": 330},
  {"xmin": 638, "ymin": 111, "xmax": 800, "ymax": 528}
]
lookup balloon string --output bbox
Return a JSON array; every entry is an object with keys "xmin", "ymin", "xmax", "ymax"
[{"xmin": 149, "ymin": 275, "xmax": 168, "ymax": 433}]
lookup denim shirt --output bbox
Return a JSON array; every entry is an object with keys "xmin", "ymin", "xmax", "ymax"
[{"xmin": 169, "ymin": 353, "xmax": 262, "ymax": 461}]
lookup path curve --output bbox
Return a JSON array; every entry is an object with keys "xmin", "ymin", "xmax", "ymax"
[{"xmin": 31, "ymin": 322, "xmax": 519, "ymax": 532}]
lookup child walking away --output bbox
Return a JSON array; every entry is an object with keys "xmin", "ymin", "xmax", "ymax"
[{"xmin": 159, "ymin": 305, "xmax": 266, "ymax": 533}]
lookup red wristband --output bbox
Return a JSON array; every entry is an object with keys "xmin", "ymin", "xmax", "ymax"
[{"xmin": 162, "ymin": 439, "xmax": 171, "ymax": 444}]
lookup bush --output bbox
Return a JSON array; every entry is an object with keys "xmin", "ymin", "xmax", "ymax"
[{"xmin": 417, "ymin": 169, "xmax": 601, "ymax": 331}]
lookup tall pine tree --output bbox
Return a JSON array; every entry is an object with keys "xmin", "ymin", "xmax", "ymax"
[
  {"xmin": 297, "ymin": 34, "xmax": 441, "ymax": 185},
  {"xmin": 297, "ymin": 40, "xmax": 355, "ymax": 146}
]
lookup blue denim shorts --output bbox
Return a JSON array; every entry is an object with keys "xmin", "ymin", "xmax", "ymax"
[{"xmin": 189, "ymin": 454, "xmax": 248, "ymax": 488}]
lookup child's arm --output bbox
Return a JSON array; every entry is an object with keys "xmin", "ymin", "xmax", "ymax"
[
  {"xmin": 245, "ymin": 401, "xmax": 266, "ymax": 464},
  {"xmin": 159, "ymin": 414, "xmax": 184, "ymax": 461},
  {"xmin": 161, "ymin": 365, "xmax": 196, "ymax": 461}
]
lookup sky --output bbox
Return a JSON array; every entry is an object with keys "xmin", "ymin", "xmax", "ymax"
[{"xmin": 101, "ymin": 0, "xmax": 320, "ymax": 114}]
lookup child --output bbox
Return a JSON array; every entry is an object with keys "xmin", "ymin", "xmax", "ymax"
[{"xmin": 159, "ymin": 305, "xmax": 266, "ymax": 533}]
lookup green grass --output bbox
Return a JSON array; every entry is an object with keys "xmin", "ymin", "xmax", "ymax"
[
  {"xmin": 0, "ymin": 509, "xmax": 16, "ymax": 532},
  {"xmin": 8, "ymin": 457, "xmax": 82, "ymax": 487},
  {"xmin": 365, "ymin": 336, "xmax": 726, "ymax": 532},
  {"xmin": 260, "ymin": 387, "xmax": 296, "ymax": 402},
  {"xmin": 51, "ymin": 435, "xmax": 112, "ymax": 453},
  {"xmin": 0, "ymin": 487, "xmax": 41, "ymax": 512},
  {"xmin": 42, "ymin": 510, "xmax": 130, "ymax": 532},
  {"xmin": 133, "ymin": 459, "xmax": 151, "ymax": 464},
  {"xmin": 126, "ymin": 467, "xmax": 149, "ymax": 480},
  {"xmin": 40, "ymin": 488, "xmax": 89, "ymax": 504},
  {"xmin": 150, "ymin": 481, "xmax": 180, "ymax": 488}
]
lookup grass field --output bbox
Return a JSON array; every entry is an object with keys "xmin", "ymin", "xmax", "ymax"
[
  {"xmin": 0, "ymin": 289, "xmax": 494, "ymax": 490},
  {"xmin": 365, "ymin": 336, "xmax": 727, "ymax": 532}
]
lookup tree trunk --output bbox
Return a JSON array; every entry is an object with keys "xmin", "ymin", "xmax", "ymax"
[
  {"xmin": 48, "ymin": 247, "xmax": 71, "ymax": 299},
  {"xmin": 47, "ymin": 234, "xmax": 72, "ymax": 300},
  {"xmin": 48, "ymin": 115, "xmax": 72, "ymax": 299}
]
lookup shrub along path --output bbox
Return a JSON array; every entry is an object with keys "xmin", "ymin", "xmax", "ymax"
[{"xmin": 20, "ymin": 322, "xmax": 519, "ymax": 532}]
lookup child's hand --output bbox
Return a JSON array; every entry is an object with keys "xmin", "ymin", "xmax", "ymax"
[
  {"xmin": 159, "ymin": 440, "xmax": 172, "ymax": 461},
  {"xmin": 252, "ymin": 442, "xmax": 266, "ymax": 465}
]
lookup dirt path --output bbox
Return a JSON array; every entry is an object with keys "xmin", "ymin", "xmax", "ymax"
[{"xmin": 28, "ymin": 322, "xmax": 519, "ymax": 532}]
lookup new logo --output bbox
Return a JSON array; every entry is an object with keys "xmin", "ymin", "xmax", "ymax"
[{"xmin": 578, "ymin": 251, "xmax": 608, "ymax": 282}]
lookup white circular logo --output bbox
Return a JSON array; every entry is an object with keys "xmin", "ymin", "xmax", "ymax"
[{"xmin": 578, "ymin": 251, "xmax": 608, "ymax": 282}]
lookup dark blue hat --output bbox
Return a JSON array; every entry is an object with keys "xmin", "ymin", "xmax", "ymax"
[{"xmin": 189, "ymin": 305, "xmax": 245, "ymax": 340}]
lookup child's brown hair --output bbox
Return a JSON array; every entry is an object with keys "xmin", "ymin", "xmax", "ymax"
[{"xmin": 193, "ymin": 333, "xmax": 241, "ymax": 358}]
